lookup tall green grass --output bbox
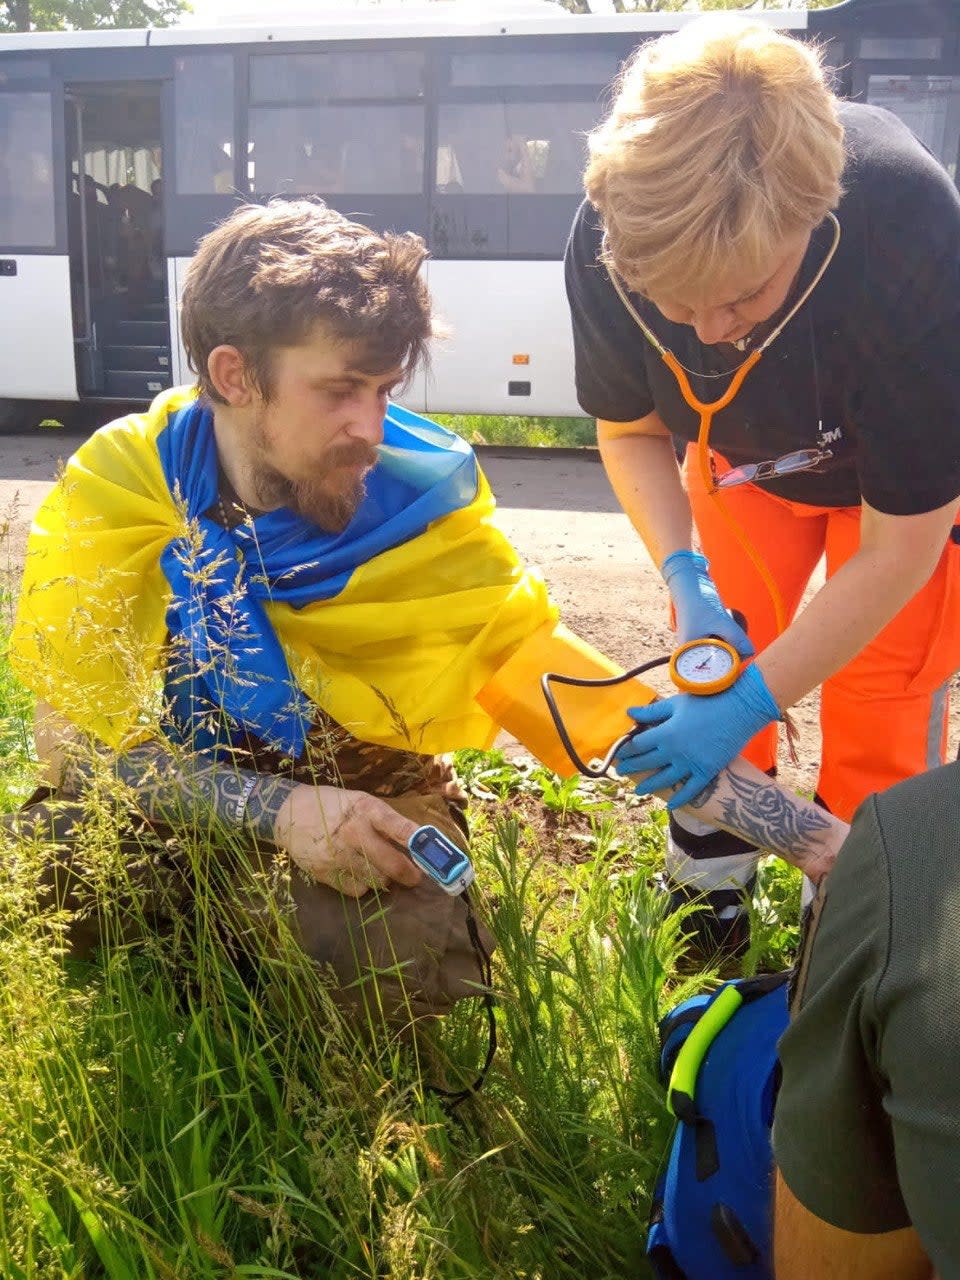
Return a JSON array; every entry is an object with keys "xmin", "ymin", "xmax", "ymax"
[{"xmin": 0, "ymin": 646, "xmax": 801, "ymax": 1277}]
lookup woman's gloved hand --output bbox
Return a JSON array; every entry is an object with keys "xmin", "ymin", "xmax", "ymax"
[
  {"xmin": 662, "ymin": 549, "xmax": 754, "ymax": 657},
  {"xmin": 614, "ymin": 664, "xmax": 780, "ymax": 810}
]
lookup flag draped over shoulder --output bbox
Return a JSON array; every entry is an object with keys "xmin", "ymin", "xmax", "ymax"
[{"xmin": 10, "ymin": 387, "xmax": 556, "ymax": 756}]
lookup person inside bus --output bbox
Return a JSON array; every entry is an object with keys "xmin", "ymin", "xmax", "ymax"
[
  {"xmin": 69, "ymin": 174, "xmax": 112, "ymax": 293},
  {"xmin": 387, "ymin": 129, "xmax": 426, "ymax": 195},
  {"xmin": 772, "ymin": 756, "xmax": 960, "ymax": 1279},
  {"xmin": 7, "ymin": 198, "xmax": 846, "ymax": 1026},
  {"xmin": 148, "ymin": 177, "xmax": 163, "ymax": 284},
  {"xmin": 290, "ymin": 138, "xmax": 343, "ymax": 195},
  {"xmin": 497, "ymin": 132, "xmax": 536, "ymax": 193},
  {"xmin": 565, "ymin": 16, "xmax": 960, "ymax": 957}
]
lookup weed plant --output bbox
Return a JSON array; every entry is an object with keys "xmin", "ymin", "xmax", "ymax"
[{"xmin": 0, "ymin": 601, "xmax": 802, "ymax": 1277}]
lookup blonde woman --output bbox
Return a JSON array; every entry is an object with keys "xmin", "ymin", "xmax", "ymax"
[{"xmin": 565, "ymin": 17, "xmax": 960, "ymax": 956}]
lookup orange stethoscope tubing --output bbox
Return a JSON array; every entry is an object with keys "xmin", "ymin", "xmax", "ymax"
[
  {"xmin": 604, "ymin": 213, "xmax": 842, "ymax": 639},
  {"xmin": 661, "ymin": 347, "xmax": 783, "ymax": 629}
]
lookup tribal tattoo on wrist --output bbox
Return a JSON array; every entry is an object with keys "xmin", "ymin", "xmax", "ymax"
[
  {"xmin": 236, "ymin": 773, "xmax": 298, "ymax": 844},
  {"xmin": 60, "ymin": 740, "xmax": 297, "ymax": 844},
  {"xmin": 690, "ymin": 765, "xmax": 832, "ymax": 862}
]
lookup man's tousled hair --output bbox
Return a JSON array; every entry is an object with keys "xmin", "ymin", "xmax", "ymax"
[{"xmin": 181, "ymin": 198, "xmax": 433, "ymax": 402}]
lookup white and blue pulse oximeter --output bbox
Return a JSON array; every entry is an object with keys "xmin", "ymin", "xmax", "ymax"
[{"xmin": 407, "ymin": 825, "xmax": 475, "ymax": 896}]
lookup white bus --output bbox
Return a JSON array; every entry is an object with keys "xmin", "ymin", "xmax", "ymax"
[{"xmin": 0, "ymin": 0, "xmax": 957, "ymax": 425}]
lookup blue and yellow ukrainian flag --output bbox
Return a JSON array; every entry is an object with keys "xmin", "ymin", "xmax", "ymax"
[{"xmin": 11, "ymin": 387, "xmax": 652, "ymax": 772}]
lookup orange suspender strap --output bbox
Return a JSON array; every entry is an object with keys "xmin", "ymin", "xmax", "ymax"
[{"xmin": 475, "ymin": 619, "xmax": 657, "ymax": 777}]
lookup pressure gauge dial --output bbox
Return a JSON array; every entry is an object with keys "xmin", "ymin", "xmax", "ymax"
[{"xmin": 669, "ymin": 638, "xmax": 741, "ymax": 696}]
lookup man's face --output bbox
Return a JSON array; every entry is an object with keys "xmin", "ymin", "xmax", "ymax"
[
  {"xmin": 642, "ymin": 228, "xmax": 812, "ymax": 347},
  {"xmin": 245, "ymin": 330, "xmax": 405, "ymax": 532}
]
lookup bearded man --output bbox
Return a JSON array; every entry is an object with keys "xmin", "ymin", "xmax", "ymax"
[{"xmin": 8, "ymin": 199, "xmax": 844, "ymax": 1023}]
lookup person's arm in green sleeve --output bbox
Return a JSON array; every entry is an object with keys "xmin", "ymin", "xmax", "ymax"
[
  {"xmin": 773, "ymin": 1172, "xmax": 933, "ymax": 1280},
  {"xmin": 772, "ymin": 787, "xmax": 945, "ymax": 1279}
]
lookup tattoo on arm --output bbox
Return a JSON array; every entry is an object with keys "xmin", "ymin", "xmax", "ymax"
[
  {"xmin": 60, "ymin": 740, "xmax": 297, "ymax": 842},
  {"xmin": 689, "ymin": 773, "xmax": 721, "ymax": 809},
  {"xmin": 240, "ymin": 773, "xmax": 298, "ymax": 844},
  {"xmin": 697, "ymin": 766, "xmax": 832, "ymax": 859}
]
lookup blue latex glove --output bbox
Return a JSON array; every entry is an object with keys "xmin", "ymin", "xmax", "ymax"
[
  {"xmin": 662, "ymin": 549, "xmax": 754, "ymax": 657},
  {"xmin": 614, "ymin": 664, "xmax": 780, "ymax": 810}
]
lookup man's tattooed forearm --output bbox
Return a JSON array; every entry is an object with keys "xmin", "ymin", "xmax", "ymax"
[
  {"xmin": 60, "ymin": 741, "xmax": 296, "ymax": 842},
  {"xmin": 240, "ymin": 773, "xmax": 298, "ymax": 843},
  {"xmin": 712, "ymin": 767, "xmax": 831, "ymax": 858},
  {"xmin": 688, "ymin": 773, "xmax": 721, "ymax": 809}
]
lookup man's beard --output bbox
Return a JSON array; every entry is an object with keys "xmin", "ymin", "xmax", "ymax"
[{"xmin": 252, "ymin": 437, "xmax": 378, "ymax": 532}]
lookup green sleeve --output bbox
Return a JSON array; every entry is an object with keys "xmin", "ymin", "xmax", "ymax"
[
  {"xmin": 774, "ymin": 759, "xmax": 960, "ymax": 1273},
  {"xmin": 772, "ymin": 794, "xmax": 909, "ymax": 1232},
  {"xmin": 870, "ymin": 763, "xmax": 960, "ymax": 1274}
]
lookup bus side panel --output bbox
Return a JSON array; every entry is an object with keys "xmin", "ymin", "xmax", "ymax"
[
  {"xmin": 0, "ymin": 256, "xmax": 77, "ymax": 400},
  {"xmin": 403, "ymin": 347, "xmax": 428, "ymax": 415},
  {"xmin": 425, "ymin": 260, "xmax": 581, "ymax": 418}
]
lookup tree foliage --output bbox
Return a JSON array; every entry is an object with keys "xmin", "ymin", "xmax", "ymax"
[{"xmin": 0, "ymin": 0, "xmax": 188, "ymax": 32}]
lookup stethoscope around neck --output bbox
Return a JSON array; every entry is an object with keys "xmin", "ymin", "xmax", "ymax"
[{"xmin": 605, "ymin": 211, "xmax": 842, "ymax": 634}]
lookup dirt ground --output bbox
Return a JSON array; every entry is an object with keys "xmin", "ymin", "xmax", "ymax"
[{"xmin": 0, "ymin": 431, "xmax": 955, "ymax": 796}]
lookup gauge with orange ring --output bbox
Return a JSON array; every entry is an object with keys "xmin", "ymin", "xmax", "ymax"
[{"xmin": 668, "ymin": 638, "xmax": 742, "ymax": 696}]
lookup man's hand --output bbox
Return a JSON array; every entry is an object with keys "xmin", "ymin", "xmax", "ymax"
[
  {"xmin": 48, "ymin": 724, "xmax": 425, "ymax": 901},
  {"xmin": 273, "ymin": 784, "xmax": 423, "ymax": 898}
]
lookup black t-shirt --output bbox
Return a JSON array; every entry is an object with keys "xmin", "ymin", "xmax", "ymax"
[{"xmin": 565, "ymin": 102, "xmax": 960, "ymax": 514}]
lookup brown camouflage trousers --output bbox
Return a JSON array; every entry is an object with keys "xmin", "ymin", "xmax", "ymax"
[{"xmin": 1, "ymin": 773, "xmax": 494, "ymax": 1027}]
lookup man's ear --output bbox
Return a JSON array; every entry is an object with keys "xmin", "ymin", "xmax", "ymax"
[{"xmin": 207, "ymin": 345, "xmax": 254, "ymax": 407}]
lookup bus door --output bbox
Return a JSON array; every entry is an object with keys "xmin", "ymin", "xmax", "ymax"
[
  {"xmin": 0, "ymin": 65, "xmax": 77, "ymax": 402},
  {"xmin": 65, "ymin": 81, "xmax": 171, "ymax": 400}
]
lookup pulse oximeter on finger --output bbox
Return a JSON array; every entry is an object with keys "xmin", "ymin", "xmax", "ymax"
[{"xmin": 407, "ymin": 825, "xmax": 475, "ymax": 895}]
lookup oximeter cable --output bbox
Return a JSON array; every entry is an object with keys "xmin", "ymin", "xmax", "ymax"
[{"xmin": 427, "ymin": 887, "xmax": 497, "ymax": 1111}]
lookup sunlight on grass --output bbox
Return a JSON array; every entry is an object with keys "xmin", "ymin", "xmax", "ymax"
[
  {"xmin": 0, "ymin": 622, "xmax": 801, "ymax": 1276},
  {"xmin": 432, "ymin": 414, "xmax": 597, "ymax": 449}
]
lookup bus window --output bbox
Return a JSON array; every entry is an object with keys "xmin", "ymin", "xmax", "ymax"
[
  {"xmin": 249, "ymin": 103, "xmax": 424, "ymax": 196},
  {"xmin": 450, "ymin": 49, "xmax": 618, "ymax": 88},
  {"xmin": 251, "ymin": 50, "xmax": 425, "ymax": 102},
  {"xmin": 0, "ymin": 59, "xmax": 52, "ymax": 83},
  {"xmin": 248, "ymin": 49, "xmax": 426, "ymax": 200},
  {"xmin": 174, "ymin": 54, "xmax": 235, "ymax": 194},
  {"xmin": 867, "ymin": 74, "xmax": 960, "ymax": 180},
  {"xmin": 0, "ymin": 91, "xmax": 55, "ymax": 248},
  {"xmin": 859, "ymin": 37, "xmax": 944, "ymax": 60},
  {"xmin": 435, "ymin": 101, "xmax": 594, "ymax": 196}
]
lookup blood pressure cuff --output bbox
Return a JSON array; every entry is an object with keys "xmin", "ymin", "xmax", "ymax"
[
  {"xmin": 476, "ymin": 619, "xmax": 656, "ymax": 776},
  {"xmin": 647, "ymin": 972, "xmax": 789, "ymax": 1280}
]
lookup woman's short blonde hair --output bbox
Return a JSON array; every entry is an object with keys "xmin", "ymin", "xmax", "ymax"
[{"xmin": 585, "ymin": 17, "xmax": 845, "ymax": 301}]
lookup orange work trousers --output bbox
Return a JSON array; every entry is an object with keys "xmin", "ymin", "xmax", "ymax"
[{"xmin": 684, "ymin": 446, "xmax": 960, "ymax": 822}]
